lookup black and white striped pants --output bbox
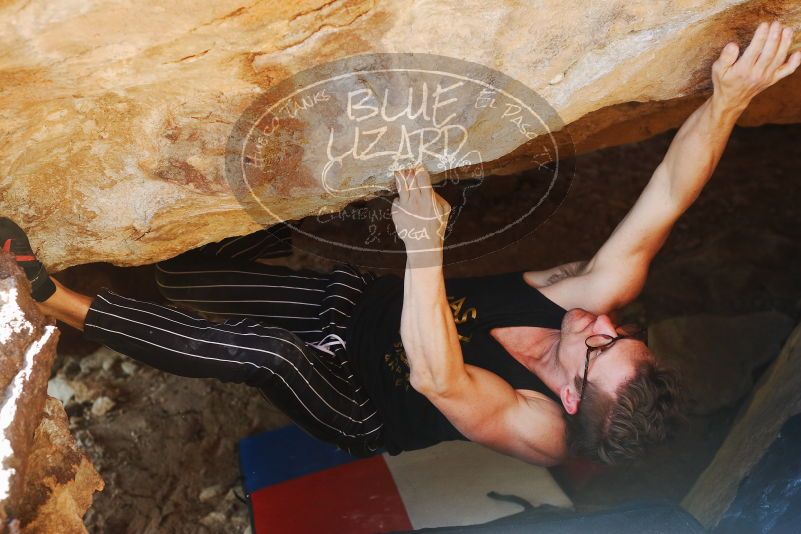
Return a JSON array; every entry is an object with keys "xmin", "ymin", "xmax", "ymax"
[{"xmin": 82, "ymin": 224, "xmax": 384, "ymax": 456}]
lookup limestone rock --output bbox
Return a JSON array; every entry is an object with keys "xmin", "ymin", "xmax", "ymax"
[
  {"xmin": 46, "ymin": 377, "xmax": 75, "ymax": 406},
  {"xmin": 119, "ymin": 362, "xmax": 138, "ymax": 376},
  {"xmin": 16, "ymin": 398, "xmax": 104, "ymax": 534},
  {"xmin": 1, "ymin": 1, "xmax": 800, "ymax": 271},
  {"xmin": 198, "ymin": 485, "xmax": 222, "ymax": 503},
  {"xmin": 682, "ymin": 321, "xmax": 801, "ymax": 528},
  {"xmin": 0, "ymin": 253, "xmax": 102, "ymax": 532},
  {"xmin": 89, "ymin": 397, "xmax": 115, "ymax": 418},
  {"xmin": 648, "ymin": 311, "xmax": 795, "ymax": 415},
  {"xmin": 0, "ymin": 252, "xmax": 59, "ymax": 525}
]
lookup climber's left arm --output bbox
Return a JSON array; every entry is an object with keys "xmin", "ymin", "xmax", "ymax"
[{"xmin": 531, "ymin": 21, "xmax": 800, "ymax": 314}]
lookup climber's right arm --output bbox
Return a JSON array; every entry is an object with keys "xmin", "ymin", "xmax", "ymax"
[{"xmin": 529, "ymin": 21, "xmax": 800, "ymax": 314}]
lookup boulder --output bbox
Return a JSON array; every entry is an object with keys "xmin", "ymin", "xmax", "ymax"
[
  {"xmin": 1, "ymin": 0, "xmax": 800, "ymax": 271},
  {"xmin": 0, "ymin": 252, "xmax": 59, "ymax": 524},
  {"xmin": 682, "ymin": 320, "xmax": 801, "ymax": 528},
  {"xmin": 0, "ymin": 253, "xmax": 102, "ymax": 532},
  {"xmin": 15, "ymin": 398, "xmax": 105, "ymax": 534}
]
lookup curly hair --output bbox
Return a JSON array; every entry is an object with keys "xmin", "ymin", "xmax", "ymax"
[{"xmin": 564, "ymin": 357, "xmax": 685, "ymax": 465}]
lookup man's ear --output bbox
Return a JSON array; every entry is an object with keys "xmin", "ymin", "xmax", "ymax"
[{"xmin": 561, "ymin": 383, "xmax": 579, "ymax": 415}]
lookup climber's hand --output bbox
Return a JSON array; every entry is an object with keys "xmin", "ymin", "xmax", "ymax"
[
  {"xmin": 712, "ymin": 20, "xmax": 800, "ymax": 109},
  {"xmin": 391, "ymin": 164, "xmax": 450, "ymax": 261}
]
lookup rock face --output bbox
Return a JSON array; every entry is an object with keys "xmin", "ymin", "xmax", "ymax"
[
  {"xmin": 0, "ymin": 253, "xmax": 102, "ymax": 532},
  {"xmin": 1, "ymin": 0, "xmax": 800, "ymax": 271},
  {"xmin": 0, "ymin": 253, "xmax": 59, "ymax": 523},
  {"xmin": 682, "ymin": 321, "xmax": 801, "ymax": 528},
  {"xmin": 15, "ymin": 398, "xmax": 105, "ymax": 534}
]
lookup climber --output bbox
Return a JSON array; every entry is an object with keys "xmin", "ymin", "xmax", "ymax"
[{"xmin": 3, "ymin": 21, "xmax": 798, "ymax": 465}]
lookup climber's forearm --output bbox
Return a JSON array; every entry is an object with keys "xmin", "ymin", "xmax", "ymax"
[
  {"xmin": 662, "ymin": 19, "xmax": 801, "ymax": 212},
  {"xmin": 659, "ymin": 93, "xmax": 744, "ymax": 212},
  {"xmin": 400, "ymin": 258, "xmax": 466, "ymax": 396},
  {"xmin": 37, "ymin": 278, "xmax": 93, "ymax": 331}
]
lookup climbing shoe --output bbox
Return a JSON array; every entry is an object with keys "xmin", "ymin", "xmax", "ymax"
[{"xmin": 0, "ymin": 217, "xmax": 56, "ymax": 302}]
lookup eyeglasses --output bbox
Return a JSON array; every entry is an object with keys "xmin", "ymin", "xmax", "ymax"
[{"xmin": 578, "ymin": 324, "xmax": 647, "ymax": 410}]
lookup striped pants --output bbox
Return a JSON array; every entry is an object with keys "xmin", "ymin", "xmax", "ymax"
[{"xmin": 82, "ymin": 224, "xmax": 384, "ymax": 456}]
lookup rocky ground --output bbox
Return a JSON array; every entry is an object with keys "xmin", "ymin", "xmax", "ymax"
[{"xmin": 50, "ymin": 121, "xmax": 801, "ymax": 532}]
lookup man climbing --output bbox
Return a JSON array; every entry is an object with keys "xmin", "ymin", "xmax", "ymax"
[{"xmin": 3, "ymin": 21, "xmax": 798, "ymax": 465}]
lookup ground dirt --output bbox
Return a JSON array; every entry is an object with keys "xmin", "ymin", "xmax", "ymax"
[{"xmin": 52, "ymin": 122, "xmax": 801, "ymax": 532}]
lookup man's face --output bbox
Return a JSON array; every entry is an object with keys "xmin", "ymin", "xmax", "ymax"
[{"xmin": 558, "ymin": 309, "xmax": 648, "ymax": 409}]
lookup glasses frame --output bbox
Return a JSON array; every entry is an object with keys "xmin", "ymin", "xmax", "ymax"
[{"xmin": 577, "ymin": 324, "xmax": 647, "ymax": 410}]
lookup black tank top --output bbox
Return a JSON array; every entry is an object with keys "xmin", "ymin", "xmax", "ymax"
[{"xmin": 347, "ymin": 270, "xmax": 567, "ymax": 455}]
